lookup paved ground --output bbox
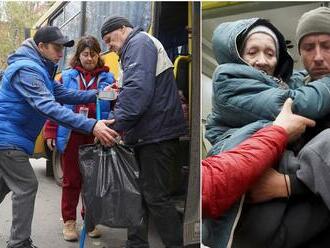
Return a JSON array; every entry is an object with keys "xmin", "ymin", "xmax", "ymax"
[{"xmin": 0, "ymin": 158, "xmax": 163, "ymax": 248}]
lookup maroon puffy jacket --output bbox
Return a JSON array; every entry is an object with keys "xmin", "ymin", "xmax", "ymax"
[{"xmin": 202, "ymin": 125, "xmax": 288, "ymax": 219}]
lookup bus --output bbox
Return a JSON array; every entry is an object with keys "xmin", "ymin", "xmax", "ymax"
[
  {"xmin": 202, "ymin": 1, "xmax": 330, "ymax": 157},
  {"xmin": 31, "ymin": 1, "xmax": 200, "ymax": 247}
]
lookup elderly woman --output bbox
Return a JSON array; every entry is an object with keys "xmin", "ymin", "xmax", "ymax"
[
  {"xmin": 43, "ymin": 35, "xmax": 115, "ymax": 242},
  {"xmin": 203, "ymin": 18, "xmax": 330, "ymax": 248},
  {"xmin": 206, "ymin": 18, "xmax": 330, "ymax": 146}
]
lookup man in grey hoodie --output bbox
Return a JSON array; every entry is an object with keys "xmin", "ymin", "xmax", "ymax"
[{"xmin": 242, "ymin": 6, "xmax": 330, "ymax": 248}]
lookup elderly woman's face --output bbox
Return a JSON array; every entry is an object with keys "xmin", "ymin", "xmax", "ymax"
[
  {"xmin": 241, "ymin": 33, "xmax": 277, "ymax": 76},
  {"xmin": 79, "ymin": 47, "xmax": 99, "ymax": 72}
]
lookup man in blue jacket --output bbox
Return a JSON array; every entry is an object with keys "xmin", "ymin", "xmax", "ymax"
[
  {"xmin": 101, "ymin": 17, "xmax": 187, "ymax": 248},
  {"xmin": 0, "ymin": 26, "xmax": 118, "ymax": 248}
]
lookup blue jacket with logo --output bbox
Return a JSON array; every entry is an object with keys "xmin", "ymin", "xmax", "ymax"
[
  {"xmin": 113, "ymin": 28, "xmax": 186, "ymax": 145},
  {"xmin": 0, "ymin": 38, "xmax": 97, "ymax": 155},
  {"xmin": 56, "ymin": 68, "xmax": 115, "ymax": 153}
]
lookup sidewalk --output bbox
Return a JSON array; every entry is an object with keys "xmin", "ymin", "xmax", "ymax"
[{"xmin": 0, "ymin": 158, "xmax": 163, "ymax": 248}]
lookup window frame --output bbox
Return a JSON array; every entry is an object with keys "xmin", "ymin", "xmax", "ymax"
[{"xmin": 48, "ymin": 2, "xmax": 83, "ymax": 71}]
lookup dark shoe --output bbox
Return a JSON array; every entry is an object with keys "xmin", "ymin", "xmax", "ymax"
[{"xmin": 7, "ymin": 238, "xmax": 38, "ymax": 248}]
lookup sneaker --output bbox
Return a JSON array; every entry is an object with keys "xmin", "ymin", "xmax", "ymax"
[
  {"xmin": 63, "ymin": 220, "xmax": 78, "ymax": 241},
  {"xmin": 88, "ymin": 227, "xmax": 102, "ymax": 238},
  {"xmin": 7, "ymin": 238, "xmax": 38, "ymax": 248}
]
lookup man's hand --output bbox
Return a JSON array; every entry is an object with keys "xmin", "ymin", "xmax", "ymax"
[
  {"xmin": 46, "ymin": 138, "xmax": 56, "ymax": 151},
  {"xmin": 273, "ymin": 98, "xmax": 316, "ymax": 142},
  {"xmin": 92, "ymin": 119, "xmax": 119, "ymax": 146},
  {"xmin": 247, "ymin": 168, "xmax": 290, "ymax": 203}
]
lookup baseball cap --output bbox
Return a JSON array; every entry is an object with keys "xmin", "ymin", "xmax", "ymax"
[{"xmin": 33, "ymin": 26, "xmax": 74, "ymax": 47}]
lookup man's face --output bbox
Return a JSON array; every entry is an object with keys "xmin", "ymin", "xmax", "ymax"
[
  {"xmin": 300, "ymin": 34, "xmax": 330, "ymax": 80},
  {"xmin": 38, "ymin": 42, "xmax": 64, "ymax": 64},
  {"xmin": 102, "ymin": 28, "xmax": 126, "ymax": 54}
]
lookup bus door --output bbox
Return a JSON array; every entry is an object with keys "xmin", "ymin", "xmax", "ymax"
[
  {"xmin": 153, "ymin": 2, "xmax": 200, "ymax": 246},
  {"xmin": 154, "ymin": 1, "xmax": 190, "ymax": 201}
]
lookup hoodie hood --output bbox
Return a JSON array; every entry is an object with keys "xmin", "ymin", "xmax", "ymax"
[
  {"xmin": 212, "ymin": 18, "xmax": 293, "ymax": 82},
  {"xmin": 7, "ymin": 38, "xmax": 57, "ymax": 78}
]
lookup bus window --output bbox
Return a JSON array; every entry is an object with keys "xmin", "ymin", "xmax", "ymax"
[
  {"xmin": 50, "ymin": 2, "xmax": 82, "ymax": 71},
  {"xmin": 85, "ymin": 2, "xmax": 152, "ymax": 52}
]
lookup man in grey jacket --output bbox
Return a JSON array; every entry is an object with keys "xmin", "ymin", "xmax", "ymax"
[
  {"xmin": 244, "ymin": 6, "xmax": 330, "ymax": 248},
  {"xmin": 101, "ymin": 17, "xmax": 186, "ymax": 248},
  {"xmin": 251, "ymin": 6, "xmax": 330, "ymax": 206}
]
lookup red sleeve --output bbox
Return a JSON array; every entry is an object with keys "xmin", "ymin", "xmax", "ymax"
[
  {"xmin": 202, "ymin": 125, "xmax": 288, "ymax": 219},
  {"xmin": 43, "ymin": 119, "xmax": 58, "ymax": 140}
]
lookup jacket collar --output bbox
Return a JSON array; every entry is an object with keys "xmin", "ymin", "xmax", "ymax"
[
  {"xmin": 74, "ymin": 65, "xmax": 109, "ymax": 76},
  {"xmin": 119, "ymin": 27, "xmax": 143, "ymax": 59}
]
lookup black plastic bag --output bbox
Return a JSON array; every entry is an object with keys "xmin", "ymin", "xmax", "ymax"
[{"xmin": 79, "ymin": 143, "xmax": 144, "ymax": 231}]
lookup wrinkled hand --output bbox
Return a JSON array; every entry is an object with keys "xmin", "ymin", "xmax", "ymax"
[
  {"xmin": 92, "ymin": 119, "xmax": 118, "ymax": 146},
  {"xmin": 103, "ymin": 85, "xmax": 112, "ymax": 91},
  {"xmin": 46, "ymin": 138, "xmax": 56, "ymax": 151},
  {"xmin": 247, "ymin": 168, "xmax": 290, "ymax": 203},
  {"xmin": 104, "ymin": 82, "xmax": 119, "ymax": 93},
  {"xmin": 273, "ymin": 98, "xmax": 316, "ymax": 142}
]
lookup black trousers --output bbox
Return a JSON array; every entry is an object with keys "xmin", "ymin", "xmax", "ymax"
[{"xmin": 127, "ymin": 139, "xmax": 183, "ymax": 248}]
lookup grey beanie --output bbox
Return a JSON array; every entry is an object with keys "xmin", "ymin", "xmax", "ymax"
[
  {"xmin": 296, "ymin": 7, "xmax": 330, "ymax": 49},
  {"xmin": 101, "ymin": 16, "xmax": 133, "ymax": 39}
]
